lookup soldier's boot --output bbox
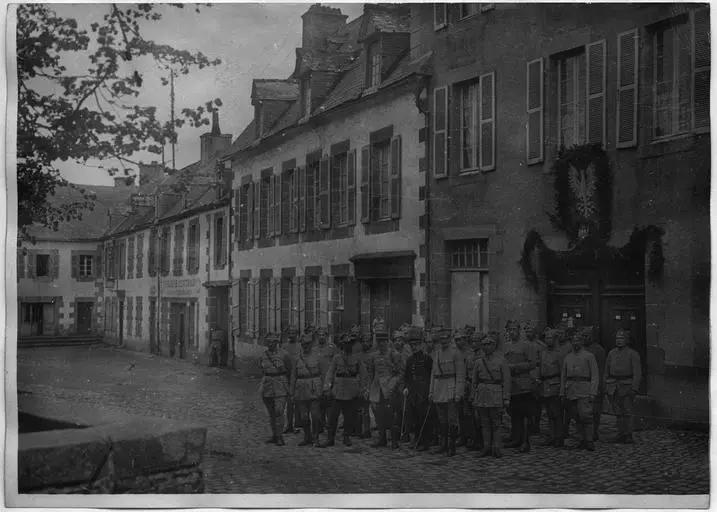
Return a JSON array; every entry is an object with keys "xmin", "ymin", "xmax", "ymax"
[
  {"xmin": 519, "ymin": 420, "xmax": 531, "ymax": 453},
  {"xmin": 491, "ymin": 427, "xmax": 503, "ymax": 458},
  {"xmin": 371, "ymin": 430, "xmax": 387, "ymax": 448},
  {"xmin": 478, "ymin": 427, "xmax": 492, "ymax": 457},
  {"xmin": 298, "ymin": 423, "xmax": 312, "ymax": 446},
  {"xmin": 447, "ymin": 426, "xmax": 457, "ymax": 457},
  {"xmin": 435, "ymin": 426, "xmax": 448, "ymax": 454},
  {"xmin": 324, "ymin": 428, "xmax": 336, "ymax": 447},
  {"xmin": 276, "ymin": 435, "xmax": 286, "ymax": 446},
  {"xmin": 343, "ymin": 432, "xmax": 352, "ymax": 447},
  {"xmin": 391, "ymin": 427, "xmax": 400, "ymax": 449},
  {"xmin": 313, "ymin": 431, "xmax": 322, "ymax": 448}
]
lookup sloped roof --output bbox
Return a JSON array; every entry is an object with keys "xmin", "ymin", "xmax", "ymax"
[
  {"xmin": 359, "ymin": 5, "xmax": 411, "ymax": 40},
  {"xmin": 252, "ymin": 79, "xmax": 299, "ymax": 101}
]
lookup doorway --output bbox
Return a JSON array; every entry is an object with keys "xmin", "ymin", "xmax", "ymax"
[
  {"xmin": 118, "ymin": 301, "xmax": 125, "ymax": 346},
  {"xmin": 363, "ymin": 279, "xmax": 412, "ymax": 334},
  {"xmin": 76, "ymin": 302, "xmax": 93, "ymax": 334},
  {"xmin": 20, "ymin": 303, "xmax": 54, "ymax": 336},
  {"xmin": 169, "ymin": 302, "xmax": 189, "ymax": 360},
  {"xmin": 450, "ymin": 271, "xmax": 488, "ymax": 331}
]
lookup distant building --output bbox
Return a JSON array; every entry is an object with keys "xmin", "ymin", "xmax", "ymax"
[
  {"xmin": 224, "ymin": 4, "xmax": 430, "ymax": 354},
  {"xmin": 413, "ymin": 3, "xmax": 709, "ymax": 424}
]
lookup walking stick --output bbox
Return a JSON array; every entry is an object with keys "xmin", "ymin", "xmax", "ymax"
[
  {"xmin": 415, "ymin": 401, "xmax": 433, "ymax": 447},
  {"xmin": 400, "ymin": 392, "xmax": 408, "ymax": 437}
]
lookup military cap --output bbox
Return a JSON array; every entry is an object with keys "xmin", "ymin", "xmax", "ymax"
[
  {"xmin": 482, "ymin": 331, "xmax": 499, "ymax": 344},
  {"xmin": 454, "ymin": 328, "xmax": 470, "ymax": 341},
  {"xmin": 505, "ymin": 319, "xmax": 520, "ymax": 329},
  {"xmin": 405, "ymin": 326, "xmax": 423, "ymax": 342},
  {"xmin": 431, "ymin": 327, "xmax": 452, "ymax": 340},
  {"xmin": 300, "ymin": 331, "xmax": 314, "ymax": 344},
  {"xmin": 392, "ymin": 327, "xmax": 407, "ymax": 341},
  {"xmin": 470, "ymin": 331, "xmax": 487, "ymax": 343}
]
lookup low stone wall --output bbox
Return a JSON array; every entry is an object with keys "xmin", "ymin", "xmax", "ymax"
[{"xmin": 18, "ymin": 395, "xmax": 206, "ymax": 494}]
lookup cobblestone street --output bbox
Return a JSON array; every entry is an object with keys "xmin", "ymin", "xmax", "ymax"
[{"xmin": 17, "ymin": 345, "xmax": 709, "ymax": 495}]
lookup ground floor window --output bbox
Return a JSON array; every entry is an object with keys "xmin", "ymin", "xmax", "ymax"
[
  {"xmin": 19, "ymin": 302, "xmax": 55, "ymax": 336},
  {"xmin": 305, "ymin": 276, "xmax": 320, "ymax": 330},
  {"xmin": 259, "ymin": 278, "xmax": 270, "ymax": 336},
  {"xmin": 280, "ymin": 278, "xmax": 293, "ymax": 331},
  {"xmin": 448, "ymin": 239, "xmax": 490, "ymax": 331}
]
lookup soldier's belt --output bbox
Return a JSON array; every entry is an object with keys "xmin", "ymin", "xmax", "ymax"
[
  {"xmin": 567, "ymin": 377, "xmax": 591, "ymax": 382},
  {"xmin": 434, "ymin": 373, "xmax": 456, "ymax": 379}
]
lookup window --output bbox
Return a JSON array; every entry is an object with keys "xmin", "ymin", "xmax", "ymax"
[
  {"xmin": 305, "ymin": 276, "xmax": 320, "ymax": 330},
  {"xmin": 558, "ymin": 50, "xmax": 587, "ymax": 147},
  {"xmin": 306, "ymin": 159, "xmax": 320, "ymax": 231},
  {"xmin": 526, "ymin": 58, "xmax": 545, "ymax": 163},
  {"xmin": 239, "ymin": 183, "xmax": 251, "ymax": 244},
  {"xmin": 368, "ymin": 41, "xmax": 381, "ymax": 89},
  {"xmin": 459, "ymin": 80, "xmax": 478, "ymax": 169},
  {"xmin": 433, "ymin": 86, "xmax": 448, "ymax": 177},
  {"xmin": 456, "ymin": 74, "xmax": 495, "ymax": 171},
  {"xmin": 260, "ymin": 176, "xmax": 271, "ymax": 238},
  {"xmin": 238, "ymin": 279, "xmax": 249, "ymax": 336},
  {"xmin": 449, "ymin": 239, "xmax": 489, "ymax": 269},
  {"xmin": 334, "ymin": 278, "xmax": 345, "ymax": 310},
  {"xmin": 187, "ymin": 219, "xmax": 199, "ymax": 274},
  {"xmin": 280, "ymin": 277, "xmax": 294, "ymax": 331},
  {"xmin": 79, "ymin": 255, "xmax": 93, "ymax": 277},
  {"xmin": 331, "ymin": 152, "xmax": 349, "ymax": 226},
  {"xmin": 127, "ymin": 236, "xmax": 135, "ymax": 279},
  {"xmin": 36, "ymin": 254, "xmax": 49, "ymax": 277},
  {"xmin": 653, "ymin": 10, "xmax": 710, "ymax": 138},
  {"xmin": 148, "ymin": 228, "xmax": 157, "ymax": 277},
  {"xmin": 259, "ymin": 278, "xmax": 269, "ymax": 336},
  {"xmin": 460, "ymin": 3, "xmax": 479, "ymax": 18},
  {"xmin": 173, "ymin": 223, "xmax": 185, "ymax": 276},
  {"xmin": 214, "ymin": 215, "xmax": 226, "ymax": 267},
  {"xmin": 117, "ymin": 240, "xmax": 126, "ymax": 279},
  {"xmin": 160, "ymin": 227, "xmax": 170, "ymax": 275},
  {"xmin": 434, "ymin": 3, "xmax": 447, "ymax": 30},
  {"xmin": 557, "ymin": 41, "xmax": 606, "ymax": 148},
  {"xmin": 135, "ymin": 296, "xmax": 142, "ymax": 337},
  {"xmin": 136, "ymin": 233, "xmax": 144, "ymax": 278},
  {"xmin": 282, "ymin": 169, "xmax": 298, "ymax": 233},
  {"xmin": 372, "ymin": 140, "xmax": 391, "ymax": 220}
]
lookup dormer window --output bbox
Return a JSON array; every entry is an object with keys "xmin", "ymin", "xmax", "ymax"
[
  {"xmin": 302, "ymin": 77, "xmax": 312, "ymax": 118},
  {"xmin": 368, "ymin": 41, "xmax": 381, "ymax": 89}
]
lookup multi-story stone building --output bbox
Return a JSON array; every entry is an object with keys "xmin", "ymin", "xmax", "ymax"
[
  {"xmin": 225, "ymin": 4, "xmax": 430, "ymax": 351},
  {"xmin": 101, "ymin": 113, "xmax": 234, "ymax": 364},
  {"xmin": 413, "ymin": 3, "xmax": 709, "ymax": 423}
]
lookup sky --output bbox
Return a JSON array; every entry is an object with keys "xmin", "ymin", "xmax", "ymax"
[{"xmin": 47, "ymin": 2, "xmax": 364, "ymax": 186}]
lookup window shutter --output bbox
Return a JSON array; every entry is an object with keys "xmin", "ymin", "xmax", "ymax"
[
  {"xmin": 479, "ymin": 71, "xmax": 495, "ymax": 170},
  {"xmin": 27, "ymin": 251, "xmax": 35, "ymax": 278},
  {"xmin": 50, "ymin": 250, "xmax": 59, "ymax": 279},
  {"xmin": 246, "ymin": 182, "xmax": 253, "ymax": 243},
  {"xmin": 360, "ymin": 145, "xmax": 371, "ymax": 223},
  {"xmin": 433, "ymin": 86, "xmax": 448, "ymax": 177},
  {"xmin": 291, "ymin": 169, "xmax": 299, "ymax": 233},
  {"xmin": 526, "ymin": 58, "xmax": 544, "ymax": 164},
  {"xmin": 292, "ymin": 276, "xmax": 301, "ymax": 329},
  {"xmin": 299, "ymin": 165, "xmax": 307, "ymax": 232},
  {"xmin": 234, "ymin": 190, "xmax": 241, "ymax": 246},
  {"xmin": 586, "ymin": 40, "xmax": 606, "ymax": 147},
  {"xmin": 274, "ymin": 174, "xmax": 282, "ymax": 236},
  {"xmin": 390, "ymin": 135, "xmax": 402, "ymax": 219},
  {"xmin": 220, "ymin": 216, "xmax": 228, "ymax": 265},
  {"xmin": 267, "ymin": 176, "xmax": 275, "ymax": 237},
  {"xmin": 247, "ymin": 279, "xmax": 255, "ymax": 337},
  {"xmin": 347, "ymin": 149, "xmax": 357, "ymax": 226},
  {"xmin": 693, "ymin": 8, "xmax": 710, "ymax": 130},
  {"xmin": 319, "ymin": 156, "xmax": 331, "ymax": 229},
  {"xmin": 148, "ymin": 231, "xmax": 156, "ymax": 277},
  {"xmin": 252, "ymin": 181, "xmax": 260, "ymax": 240},
  {"xmin": 17, "ymin": 249, "xmax": 25, "ymax": 278},
  {"xmin": 95, "ymin": 245, "xmax": 103, "ymax": 278},
  {"xmin": 616, "ymin": 29, "xmax": 639, "ymax": 148},
  {"xmin": 71, "ymin": 253, "xmax": 78, "ymax": 279}
]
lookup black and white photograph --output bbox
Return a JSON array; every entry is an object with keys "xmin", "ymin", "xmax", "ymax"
[{"xmin": 6, "ymin": 1, "xmax": 711, "ymax": 507}]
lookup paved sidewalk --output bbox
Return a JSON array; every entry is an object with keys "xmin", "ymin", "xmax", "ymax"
[{"xmin": 17, "ymin": 345, "xmax": 709, "ymax": 494}]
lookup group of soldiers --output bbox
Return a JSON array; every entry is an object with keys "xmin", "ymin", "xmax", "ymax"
[{"xmin": 258, "ymin": 319, "xmax": 642, "ymax": 458}]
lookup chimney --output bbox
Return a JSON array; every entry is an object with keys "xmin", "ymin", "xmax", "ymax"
[
  {"xmin": 301, "ymin": 4, "xmax": 347, "ymax": 52},
  {"xmin": 138, "ymin": 161, "xmax": 165, "ymax": 186},
  {"xmin": 200, "ymin": 110, "xmax": 233, "ymax": 163}
]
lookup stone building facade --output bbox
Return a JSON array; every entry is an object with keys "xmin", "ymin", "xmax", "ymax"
[
  {"xmin": 225, "ymin": 4, "xmax": 429, "ymax": 354},
  {"xmin": 413, "ymin": 3, "xmax": 709, "ymax": 423}
]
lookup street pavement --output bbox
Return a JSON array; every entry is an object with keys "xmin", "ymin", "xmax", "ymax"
[{"xmin": 16, "ymin": 345, "xmax": 709, "ymax": 494}]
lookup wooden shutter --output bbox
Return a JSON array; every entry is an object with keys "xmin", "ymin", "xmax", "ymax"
[
  {"xmin": 347, "ymin": 149, "xmax": 357, "ymax": 226},
  {"xmin": 292, "ymin": 276, "xmax": 301, "ymax": 329},
  {"xmin": 693, "ymin": 9, "xmax": 710, "ymax": 130},
  {"xmin": 586, "ymin": 40, "xmax": 606, "ymax": 147},
  {"xmin": 299, "ymin": 165, "xmax": 307, "ymax": 232},
  {"xmin": 290, "ymin": 169, "xmax": 299, "ymax": 233},
  {"xmin": 231, "ymin": 279, "xmax": 241, "ymax": 340},
  {"xmin": 220, "ymin": 214, "xmax": 228, "ymax": 266},
  {"xmin": 234, "ymin": 190, "xmax": 241, "ymax": 247},
  {"xmin": 17, "ymin": 249, "xmax": 24, "ymax": 278},
  {"xmin": 253, "ymin": 181, "xmax": 260, "ymax": 240},
  {"xmin": 319, "ymin": 156, "xmax": 331, "ymax": 229},
  {"xmin": 50, "ymin": 250, "xmax": 59, "ymax": 279},
  {"xmin": 390, "ymin": 135, "xmax": 402, "ymax": 219},
  {"xmin": 433, "ymin": 86, "xmax": 448, "ymax": 177},
  {"xmin": 360, "ymin": 145, "xmax": 371, "ymax": 223},
  {"xmin": 148, "ymin": 231, "xmax": 156, "ymax": 277},
  {"xmin": 274, "ymin": 174, "xmax": 282, "ymax": 236},
  {"xmin": 71, "ymin": 252, "xmax": 79, "ymax": 279},
  {"xmin": 616, "ymin": 29, "xmax": 639, "ymax": 148},
  {"xmin": 27, "ymin": 250, "xmax": 35, "ymax": 278},
  {"xmin": 267, "ymin": 176, "xmax": 275, "ymax": 237},
  {"xmin": 479, "ymin": 71, "xmax": 495, "ymax": 170},
  {"xmin": 526, "ymin": 58, "xmax": 544, "ymax": 164}
]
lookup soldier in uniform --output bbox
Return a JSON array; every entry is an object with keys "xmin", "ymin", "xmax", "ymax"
[
  {"xmin": 323, "ymin": 331, "xmax": 365, "ymax": 447},
  {"xmin": 282, "ymin": 328, "xmax": 301, "ymax": 434},
  {"xmin": 538, "ymin": 328, "xmax": 564, "ymax": 446},
  {"xmin": 290, "ymin": 332, "xmax": 324, "ymax": 447},
  {"xmin": 429, "ymin": 327, "xmax": 466, "ymax": 457},
  {"xmin": 523, "ymin": 321, "xmax": 545, "ymax": 435},
  {"xmin": 403, "ymin": 326, "xmax": 433, "ymax": 451},
  {"xmin": 258, "ymin": 333, "xmax": 292, "ymax": 446},
  {"xmin": 454, "ymin": 329, "xmax": 478, "ymax": 450},
  {"xmin": 366, "ymin": 325, "xmax": 404, "ymax": 449},
  {"xmin": 472, "ymin": 332, "xmax": 511, "ymax": 458},
  {"xmin": 314, "ymin": 327, "xmax": 336, "ymax": 434},
  {"xmin": 469, "ymin": 330, "xmax": 487, "ymax": 451},
  {"xmin": 604, "ymin": 328, "xmax": 642, "ymax": 444},
  {"xmin": 356, "ymin": 332, "xmax": 374, "ymax": 438},
  {"xmin": 582, "ymin": 326, "xmax": 606, "ymax": 441},
  {"xmin": 560, "ymin": 330, "xmax": 600, "ymax": 450},
  {"xmin": 504, "ymin": 319, "xmax": 538, "ymax": 452}
]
